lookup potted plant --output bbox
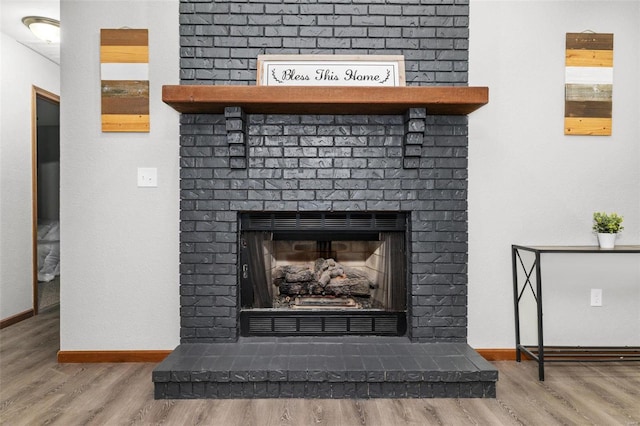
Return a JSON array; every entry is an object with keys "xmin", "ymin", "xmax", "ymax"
[{"xmin": 592, "ymin": 212, "xmax": 624, "ymax": 249}]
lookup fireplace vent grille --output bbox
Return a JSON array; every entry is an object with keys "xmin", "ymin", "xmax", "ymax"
[
  {"xmin": 241, "ymin": 212, "xmax": 406, "ymax": 232},
  {"xmin": 242, "ymin": 312, "xmax": 406, "ymax": 336}
]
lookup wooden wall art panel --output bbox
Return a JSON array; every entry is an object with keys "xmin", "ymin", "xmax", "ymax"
[
  {"xmin": 100, "ymin": 29, "xmax": 149, "ymax": 132},
  {"xmin": 565, "ymin": 33, "xmax": 613, "ymax": 136}
]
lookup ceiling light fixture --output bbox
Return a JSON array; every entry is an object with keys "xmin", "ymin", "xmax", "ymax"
[{"xmin": 22, "ymin": 16, "xmax": 60, "ymax": 44}]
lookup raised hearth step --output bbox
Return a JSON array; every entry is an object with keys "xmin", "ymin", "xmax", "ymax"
[{"xmin": 153, "ymin": 338, "xmax": 497, "ymax": 399}]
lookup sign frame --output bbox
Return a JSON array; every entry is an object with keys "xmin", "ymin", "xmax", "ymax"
[{"xmin": 257, "ymin": 55, "xmax": 406, "ymax": 87}]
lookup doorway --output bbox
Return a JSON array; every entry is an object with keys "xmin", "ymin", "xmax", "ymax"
[{"xmin": 32, "ymin": 86, "xmax": 60, "ymax": 314}]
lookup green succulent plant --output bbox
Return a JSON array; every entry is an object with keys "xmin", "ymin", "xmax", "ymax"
[{"xmin": 592, "ymin": 212, "xmax": 624, "ymax": 234}]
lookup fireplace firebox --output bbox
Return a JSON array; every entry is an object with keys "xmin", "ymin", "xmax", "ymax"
[{"xmin": 239, "ymin": 212, "xmax": 408, "ymax": 336}]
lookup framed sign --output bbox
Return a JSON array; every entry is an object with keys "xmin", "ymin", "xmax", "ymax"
[{"xmin": 257, "ymin": 55, "xmax": 405, "ymax": 87}]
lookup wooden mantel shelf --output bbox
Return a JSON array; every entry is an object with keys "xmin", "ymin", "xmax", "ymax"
[{"xmin": 162, "ymin": 85, "xmax": 489, "ymax": 115}]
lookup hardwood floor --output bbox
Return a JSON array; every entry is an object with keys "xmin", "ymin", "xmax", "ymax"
[{"xmin": 1, "ymin": 307, "xmax": 639, "ymax": 426}]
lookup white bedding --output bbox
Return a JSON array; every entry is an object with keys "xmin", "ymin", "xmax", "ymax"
[{"xmin": 38, "ymin": 220, "xmax": 60, "ymax": 282}]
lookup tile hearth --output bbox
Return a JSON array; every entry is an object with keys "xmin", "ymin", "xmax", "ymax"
[{"xmin": 153, "ymin": 339, "xmax": 497, "ymax": 399}]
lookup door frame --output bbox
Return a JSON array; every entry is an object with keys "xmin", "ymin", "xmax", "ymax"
[{"xmin": 32, "ymin": 85, "xmax": 60, "ymax": 315}]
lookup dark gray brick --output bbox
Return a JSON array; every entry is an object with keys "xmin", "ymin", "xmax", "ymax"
[{"xmin": 178, "ymin": 0, "xmax": 471, "ymax": 344}]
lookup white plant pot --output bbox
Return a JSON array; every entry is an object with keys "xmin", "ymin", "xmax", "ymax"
[{"xmin": 597, "ymin": 233, "xmax": 617, "ymax": 249}]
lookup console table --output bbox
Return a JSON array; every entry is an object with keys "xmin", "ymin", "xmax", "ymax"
[{"xmin": 511, "ymin": 244, "xmax": 640, "ymax": 380}]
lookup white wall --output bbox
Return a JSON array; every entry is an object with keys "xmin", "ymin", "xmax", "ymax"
[
  {"xmin": 55, "ymin": 0, "xmax": 637, "ymax": 351},
  {"xmin": 468, "ymin": 0, "xmax": 640, "ymax": 348},
  {"xmin": 59, "ymin": 0, "xmax": 180, "ymax": 350},
  {"xmin": 0, "ymin": 33, "xmax": 60, "ymax": 320}
]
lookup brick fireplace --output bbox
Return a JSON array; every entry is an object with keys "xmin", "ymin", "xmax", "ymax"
[{"xmin": 153, "ymin": 0, "xmax": 498, "ymax": 399}]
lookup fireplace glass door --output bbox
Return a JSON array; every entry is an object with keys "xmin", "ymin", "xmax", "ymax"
[{"xmin": 239, "ymin": 212, "xmax": 407, "ymax": 336}]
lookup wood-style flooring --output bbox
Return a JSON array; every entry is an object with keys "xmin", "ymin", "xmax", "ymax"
[{"xmin": 1, "ymin": 306, "xmax": 639, "ymax": 425}]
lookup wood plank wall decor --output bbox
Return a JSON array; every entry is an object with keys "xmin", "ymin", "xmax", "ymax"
[
  {"xmin": 565, "ymin": 32, "xmax": 613, "ymax": 135},
  {"xmin": 100, "ymin": 29, "xmax": 149, "ymax": 132}
]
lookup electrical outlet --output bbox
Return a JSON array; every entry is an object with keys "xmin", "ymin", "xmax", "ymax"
[{"xmin": 590, "ymin": 289, "xmax": 603, "ymax": 307}]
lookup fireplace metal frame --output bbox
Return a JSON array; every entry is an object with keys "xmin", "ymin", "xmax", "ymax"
[{"xmin": 238, "ymin": 211, "xmax": 410, "ymax": 337}]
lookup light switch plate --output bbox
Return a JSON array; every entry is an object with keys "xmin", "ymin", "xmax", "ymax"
[{"xmin": 137, "ymin": 167, "xmax": 158, "ymax": 187}]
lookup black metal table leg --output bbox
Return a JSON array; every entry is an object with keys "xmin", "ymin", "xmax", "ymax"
[
  {"xmin": 535, "ymin": 250, "xmax": 544, "ymax": 381},
  {"xmin": 512, "ymin": 245, "xmax": 545, "ymax": 380},
  {"xmin": 512, "ymin": 246, "xmax": 521, "ymax": 363}
]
